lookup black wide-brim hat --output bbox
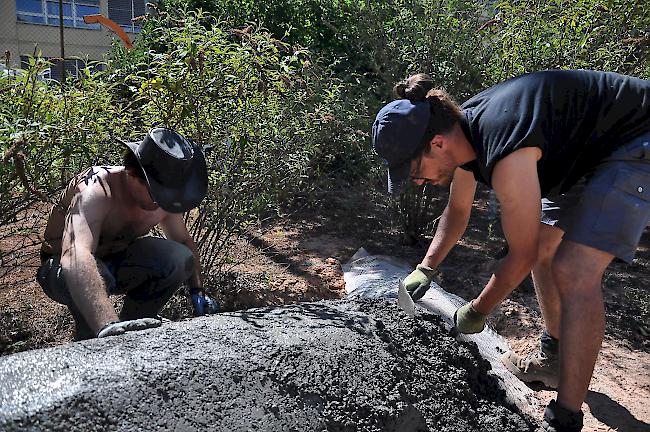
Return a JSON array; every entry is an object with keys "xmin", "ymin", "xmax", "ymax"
[{"xmin": 119, "ymin": 128, "xmax": 208, "ymax": 213}]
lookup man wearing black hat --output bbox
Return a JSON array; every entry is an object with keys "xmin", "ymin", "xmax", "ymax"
[
  {"xmin": 373, "ymin": 70, "xmax": 650, "ymax": 431},
  {"xmin": 37, "ymin": 128, "xmax": 217, "ymax": 339}
]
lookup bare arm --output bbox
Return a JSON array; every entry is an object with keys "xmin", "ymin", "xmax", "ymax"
[
  {"xmin": 60, "ymin": 186, "xmax": 118, "ymax": 333},
  {"xmin": 421, "ymin": 167, "xmax": 477, "ymax": 268},
  {"xmin": 160, "ymin": 213, "xmax": 203, "ymax": 289},
  {"xmin": 473, "ymin": 147, "xmax": 542, "ymax": 314}
]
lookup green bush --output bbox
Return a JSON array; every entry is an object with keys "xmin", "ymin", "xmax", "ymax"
[
  {"xmin": 2, "ymin": 0, "xmax": 648, "ymax": 273},
  {"xmin": 0, "ymin": 56, "xmax": 123, "ymax": 227},
  {"xmin": 159, "ymin": 0, "xmax": 369, "ymax": 66},
  {"xmin": 481, "ymin": 0, "xmax": 650, "ymax": 83},
  {"xmin": 386, "ymin": 0, "xmax": 649, "ymax": 242},
  {"xmin": 108, "ymin": 6, "xmax": 369, "ymax": 272},
  {"xmin": 0, "ymin": 55, "xmax": 137, "ymax": 274},
  {"xmin": 2, "ymin": 6, "xmax": 370, "ymax": 277}
]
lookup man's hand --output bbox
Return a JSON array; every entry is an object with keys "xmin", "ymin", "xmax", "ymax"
[
  {"xmin": 453, "ymin": 301, "xmax": 487, "ymax": 334},
  {"xmin": 96, "ymin": 318, "xmax": 162, "ymax": 338},
  {"xmin": 403, "ymin": 264, "xmax": 437, "ymax": 301},
  {"xmin": 190, "ymin": 288, "xmax": 219, "ymax": 316}
]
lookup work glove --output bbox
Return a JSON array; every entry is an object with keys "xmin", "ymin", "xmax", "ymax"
[
  {"xmin": 190, "ymin": 287, "xmax": 220, "ymax": 316},
  {"xmin": 403, "ymin": 264, "xmax": 437, "ymax": 301},
  {"xmin": 453, "ymin": 301, "xmax": 488, "ymax": 334},
  {"xmin": 96, "ymin": 318, "xmax": 162, "ymax": 338}
]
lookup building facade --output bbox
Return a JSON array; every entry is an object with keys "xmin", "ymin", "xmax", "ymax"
[{"xmin": 1, "ymin": 0, "xmax": 146, "ymax": 79}]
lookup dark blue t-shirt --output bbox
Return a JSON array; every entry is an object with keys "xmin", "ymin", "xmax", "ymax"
[{"xmin": 460, "ymin": 70, "xmax": 650, "ymax": 195}]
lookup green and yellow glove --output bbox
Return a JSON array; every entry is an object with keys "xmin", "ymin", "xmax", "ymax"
[
  {"xmin": 453, "ymin": 301, "xmax": 487, "ymax": 334},
  {"xmin": 403, "ymin": 264, "xmax": 437, "ymax": 301}
]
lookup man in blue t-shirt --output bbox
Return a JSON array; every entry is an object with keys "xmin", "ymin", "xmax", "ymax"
[{"xmin": 373, "ymin": 70, "xmax": 650, "ymax": 432}]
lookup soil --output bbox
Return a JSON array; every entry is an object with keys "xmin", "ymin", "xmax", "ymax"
[
  {"xmin": 1, "ymin": 182, "xmax": 649, "ymax": 431},
  {"xmin": 0, "ymin": 298, "xmax": 535, "ymax": 432}
]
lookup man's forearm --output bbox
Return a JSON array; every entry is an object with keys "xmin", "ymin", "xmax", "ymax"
[
  {"xmin": 189, "ymin": 259, "xmax": 202, "ymax": 289},
  {"xmin": 422, "ymin": 206, "xmax": 469, "ymax": 269},
  {"xmin": 60, "ymin": 249, "xmax": 118, "ymax": 333},
  {"xmin": 182, "ymin": 239, "xmax": 203, "ymax": 289},
  {"xmin": 473, "ymin": 252, "xmax": 535, "ymax": 314}
]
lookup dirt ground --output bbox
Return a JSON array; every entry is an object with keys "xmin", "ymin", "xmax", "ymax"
[{"xmin": 1, "ymin": 183, "xmax": 648, "ymax": 431}]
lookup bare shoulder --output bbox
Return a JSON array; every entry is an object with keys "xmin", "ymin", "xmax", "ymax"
[
  {"xmin": 69, "ymin": 166, "xmax": 123, "ymax": 213},
  {"xmin": 72, "ymin": 166, "xmax": 121, "ymax": 195}
]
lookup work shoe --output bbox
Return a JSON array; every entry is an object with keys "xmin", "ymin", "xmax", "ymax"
[
  {"xmin": 501, "ymin": 348, "xmax": 559, "ymax": 388},
  {"xmin": 542, "ymin": 400, "xmax": 583, "ymax": 431}
]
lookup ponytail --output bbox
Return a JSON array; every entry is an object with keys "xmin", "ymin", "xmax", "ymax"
[
  {"xmin": 423, "ymin": 89, "xmax": 463, "ymax": 135},
  {"xmin": 394, "ymin": 73, "xmax": 462, "ymax": 138},
  {"xmin": 393, "ymin": 73, "xmax": 434, "ymax": 102}
]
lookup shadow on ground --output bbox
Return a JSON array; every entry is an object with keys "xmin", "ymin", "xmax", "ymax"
[{"xmin": 585, "ymin": 391, "xmax": 650, "ymax": 432}]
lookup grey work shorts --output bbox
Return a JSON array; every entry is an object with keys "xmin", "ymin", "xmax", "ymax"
[
  {"xmin": 541, "ymin": 136, "xmax": 650, "ymax": 263},
  {"xmin": 36, "ymin": 236, "xmax": 194, "ymax": 306}
]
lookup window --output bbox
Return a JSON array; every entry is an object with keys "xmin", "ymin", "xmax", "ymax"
[
  {"xmin": 16, "ymin": 0, "xmax": 101, "ymax": 29},
  {"xmin": 108, "ymin": 0, "xmax": 145, "ymax": 33},
  {"xmin": 20, "ymin": 55, "xmax": 106, "ymax": 82}
]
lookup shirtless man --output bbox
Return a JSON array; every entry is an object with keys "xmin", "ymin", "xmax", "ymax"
[
  {"xmin": 37, "ymin": 128, "xmax": 217, "ymax": 339},
  {"xmin": 373, "ymin": 70, "xmax": 650, "ymax": 431}
]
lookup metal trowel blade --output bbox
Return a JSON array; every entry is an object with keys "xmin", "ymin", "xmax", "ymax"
[{"xmin": 397, "ymin": 279, "xmax": 415, "ymax": 317}]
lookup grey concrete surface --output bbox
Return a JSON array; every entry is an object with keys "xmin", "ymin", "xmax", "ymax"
[
  {"xmin": 343, "ymin": 249, "xmax": 539, "ymax": 415},
  {"xmin": 0, "ymin": 299, "xmax": 537, "ymax": 431}
]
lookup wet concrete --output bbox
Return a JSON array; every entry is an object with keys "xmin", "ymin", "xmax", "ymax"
[{"xmin": 0, "ymin": 298, "xmax": 537, "ymax": 431}]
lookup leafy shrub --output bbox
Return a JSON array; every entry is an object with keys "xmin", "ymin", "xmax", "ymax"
[
  {"xmin": 481, "ymin": 0, "xmax": 650, "ymax": 83},
  {"xmin": 160, "ymin": 0, "xmax": 370, "ymax": 67},
  {"xmin": 0, "ymin": 55, "xmax": 135, "ymax": 274},
  {"xmin": 2, "ymin": 0, "xmax": 648, "ymax": 276},
  {"xmin": 1, "ymin": 58, "xmax": 116, "ymax": 225},
  {"xmin": 108, "ymin": 6, "xmax": 369, "ymax": 273},
  {"xmin": 387, "ymin": 0, "xmax": 649, "ymax": 242},
  {"xmin": 1, "ymin": 6, "xmax": 369, "ymax": 278}
]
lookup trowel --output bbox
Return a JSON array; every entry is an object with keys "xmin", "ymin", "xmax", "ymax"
[{"xmin": 397, "ymin": 279, "xmax": 415, "ymax": 317}]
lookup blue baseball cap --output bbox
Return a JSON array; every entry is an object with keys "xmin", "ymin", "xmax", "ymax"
[{"xmin": 372, "ymin": 99, "xmax": 430, "ymax": 194}]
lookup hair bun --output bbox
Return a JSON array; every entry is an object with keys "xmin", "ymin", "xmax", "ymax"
[
  {"xmin": 394, "ymin": 80, "xmax": 409, "ymax": 99},
  {"xmin": 393, "ymin": 73, "xmax": 434, "ymax": 102}
]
